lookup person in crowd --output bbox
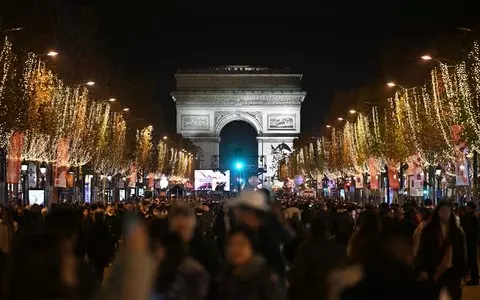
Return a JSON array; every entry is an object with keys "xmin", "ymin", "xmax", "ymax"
[
  {"xmin": 289, "ymin": 212, "xmax": 346, "ymax": 300},
  {"xmin": 105, "ymin": 204, "xmax": 120, "ymax": 254},
  {"xmin": 378, "ymin": 203, "xmax": 395, "ymax": 232},
  {"xmin": 314, "ymin": 202, "xmax": 333, "ymax": 236},
  {"xmin": 339, "ymin": 225, "xmax": 444, "ymax": 300},
  {"xmin": 168, "ymin": 203, "xmax": 219, "ymax": 297},
  {"xmin": 415, "ymin": 201, "xmax": 467, "ymax": 300},
  {"xmin": 283, "ymin": 212, "xmax": 304, "ymax": 265},
  {"xmin": 461, "ymin": 202, "xmax": 479, "ymax": 285},
  {"xmin": 8, "ymin": 227, "xmax": 80, "ymax": 299},
  {"xmin": 346, "ymin": 210, "xmax": 381, "ymax": 264},
  {"xmin": 333, "ymin": 204, "xmax": 354, "ymax": 246},
  {"xmin": 45, "ymin": 208, "xmax": 99, "ymax": 299},
  {"xmin": 0, "ymin": 209, "xmax": 17, "ymax": 254},
  {"xmin": 217, "ymin": 227, "xmax": 285, "ymax": 300},
  {"xmin": 88, "ymin": 211, "xmax": 114, "ymax": 283},
  {"xmin": 413, "ymin": 209, "xmax": 433, "ymax": 255},
  {"xmin": 229, "ymin": 191, "xmax": 287, "ymax": 282},
  {"xmin": 402, "ymin": 207, "xmax": 418, "ymax": 238},
  {"xmin": 150, "ymin": 220, "xmax": 209, "ymax": 300}
]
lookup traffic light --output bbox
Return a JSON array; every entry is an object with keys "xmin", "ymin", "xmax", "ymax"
[{"xmin": 235, "ymin": 161, "xmax": 243, "ymax": 170}]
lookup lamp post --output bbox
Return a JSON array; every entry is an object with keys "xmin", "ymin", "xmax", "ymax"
[
  {"xmin": 21, "ymin": 160, "xmax": 28, "ymax": 205},
  {"xmin": 39, "ymin": 162, "xmax": 47, "ymax": 188},
  {"xmin": 107, "ymin": 175, "xmax": 112, "ymax": 203},
  {"xmin": 0, "ymin": 147, "xmax": 6, "ymax": 205}
]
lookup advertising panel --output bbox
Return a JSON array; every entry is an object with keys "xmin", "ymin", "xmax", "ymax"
[
  {"xmin": 29, "ymin": 189, "xmax": 45, "ymax": 205},
  {"xmin": 195, "ymin": 170, "xmax": 230, "ymax": 191}
]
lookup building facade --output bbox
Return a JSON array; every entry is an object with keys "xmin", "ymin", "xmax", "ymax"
[{"xmin": 172, "ymin": 66, "xmax": 305, "ymax": 183}]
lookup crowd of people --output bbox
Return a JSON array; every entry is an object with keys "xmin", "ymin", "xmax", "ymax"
[{"xmin": 0, "ymin": 191, "xmax": 478, "ymax": 300}]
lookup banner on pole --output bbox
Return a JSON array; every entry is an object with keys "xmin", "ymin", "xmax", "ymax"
[
  {"xmin": 388, "ymin": 167, "xmax": 400, "ymax": 189},
  {"xmin": 128, "ymin": 164, "xmax": 137, "ymax": 187},
  {"xmin": 6, "ymin": 132, "xmax": 24, "ymax": 184},
  {"xmin": 455, "ymin": 160, "xmax": 469, "ymax": 186}
]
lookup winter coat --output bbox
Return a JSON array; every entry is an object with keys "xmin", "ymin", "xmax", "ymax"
[
  {"xmin": 334, "ymin": 211, "xmax": 354, "ymax": 246},
  {"xmin": 340, "ymin": 259, "xmax": 441, "ymax": 300},
  {"xmin": 217, "ymin": 256, "xmax": 285, "ymax": 300},
  {"xmin": 87, "ymin": 222, "xmax": 113, "ymax": 267},
  {"xmin": 161, "ymin": 257, "xmax": 210, "ymax": 300},
  {"xmin": 289, "ymin": 237, "xmax": 346, "ymax": 300},
  {"xmin": 460, "ymin": 212, "xmax": 479, "ymax": 260}
]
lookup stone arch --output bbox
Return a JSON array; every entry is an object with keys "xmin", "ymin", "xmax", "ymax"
[{"xmin": 214, "ymin": 112, "xmax": 262, "ymax": 136}]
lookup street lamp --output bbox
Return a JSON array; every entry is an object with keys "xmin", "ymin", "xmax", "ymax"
[
  {"xmin": 387, "ymin": 81, "xmax": 396, "ymax": 87},
  {"xmin": 349, "ymin": 109, "xmax": 357, "ymax": 114},
  {"xmin": 39, "ymin": 162, "xmax": 47, "ymax": 174},
  {"xmin": 47, "ymin": 51, "xmax": 58, "ymax": 57},
  {"xmin": 108, "ymin": 98, "xmax": 116, "ymax": 102},
  {"xmin": 122, "ymin": 107, "xmax": 130, "ymax": 112},
  {"xmin": 421, "ymin": 55, "xmax": 432, "ymax": 61},
  {"xmin": 21, "ymin": 160, "xmax": 28, "ymax": 172},
  {"xmin": 326, "ymin": 125, "xmax": 331, "ymax": 128},
  {"xmin": 435, "ymin": 165, "xmax": 442, "ymax": 176},
  {"xmin": 337, "ymin": 117, "xmax": 344, "ymax": 121},
  {"xmin": 86, "ymin": 81, "xmax": 95, "ymax": 86},
  {"xmin": 163, "ymin": 136, "xmax": 168, "ymax": 140},
  {"xmin": 40, "ymin": 162, "xmax": 47, "ymax": 189}
]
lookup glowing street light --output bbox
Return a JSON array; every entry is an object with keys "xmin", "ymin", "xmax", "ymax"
[
  {"xmin": 326, "ymin": 125, "xmax": 331, "ymax": 128},
  {"xmin": 386, "ymin": 81, "xmax": 396, "ymax": 87},
  {"xmin": 86, "ymin": 81, "xmax": 95, "ymax": 86},
  {"xmin": 338, "ymin": 117, "xmax": 344, "ymax": 121},
  {"xmin": 421, "ymin": 55, "xmax": 432, "ymax": 61},
  {"xmin": 122, "ymin": 107, "xmax": 130, "ymax": 112},
  {"xmin": 349, "ymin": 109, "xmax": 357, "ymax": 114},
  {"xmin": 235, "ymin": 162, "xmax": 243, "ymax": 170},
  {"xmin": 47, "ymin": 51, "xmax": 58, "ymax": 57},
  {"xmin": 108, "ymin": 98, "xmax": 116, "ymax": 102},
  {"xmin": 163, "ymin": 136, "xmax": 168, "ymax": 140}
]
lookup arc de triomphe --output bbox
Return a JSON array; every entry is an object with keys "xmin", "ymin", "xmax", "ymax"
[{"xmin": 172, "ymin": 66, "xmax": 305, "ymax": 182}]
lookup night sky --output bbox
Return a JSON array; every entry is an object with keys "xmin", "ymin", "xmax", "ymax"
[
  {"xmin": 3, "ymin": 1, "xmax": 477, "ymax": 135},
  {"xmin": 90, "ymin": 1, "xmax": 476, "ymax": 135}
]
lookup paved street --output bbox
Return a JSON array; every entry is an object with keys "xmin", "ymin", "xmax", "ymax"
[{"xmin": 463, "ymin": 286, "xmax": 480, "ymax": 300}]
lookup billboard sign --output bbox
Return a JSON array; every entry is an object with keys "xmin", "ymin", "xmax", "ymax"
[{"xmin": 195, "ymin": 170, "xmax": 230, "ymax": 191}]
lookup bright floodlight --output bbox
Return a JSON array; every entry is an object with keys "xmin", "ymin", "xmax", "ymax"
[
  {"xmin": 337, "ymin": 117, "xmax": 344, "ymax": 121},
  {"xmin": 108, "ymin": 98, "xmax": 116, "ymax": 102},
  {"xmin": 421, "ymin": 55, "xmax": 432, "ymax": 61},
  {"xmin": 387, "ymin": 82, "xmax": 396, "ymax": 87},
  {"xmin": 47, "ymin": 51, "xmax": 58, "ymax": 57},
  {"xmin": 122, "ymin": 107, "xmax": 130, "ymax": 112},
  {"xmin": 349, "ymin": 109, "xmax": 357, "ymax": 114},
  {"xmin": 235, "ymin": 162, "xmax": 243, "ymax": 170},
  {"xmin": 86, "ymin": 81, "xmax": 95, "ymax": 86}
]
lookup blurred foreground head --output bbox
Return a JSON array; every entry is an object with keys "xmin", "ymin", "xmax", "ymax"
[
  {"xmin": 226, "ymin": 227, "xmax": 260, "ymax": 266},
  {"xmin": 10, "ymin": 215, "xmax": 79, "ymax": 299},
  {"xmin": 229, "ymin": 191, "xmax": 270, "ymax": 230},
  {"xmin": 169, "ymin": 202, "xmax": 196, "ymax": 243}
]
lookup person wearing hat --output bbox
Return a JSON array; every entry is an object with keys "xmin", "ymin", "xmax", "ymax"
[
  {"xmin": 229, "ymin": 191, "xmax": 287, "ymax": 283},
  {"xmin": 463, "ymin": 202, "xmax": 479, "ymax": 285}
]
